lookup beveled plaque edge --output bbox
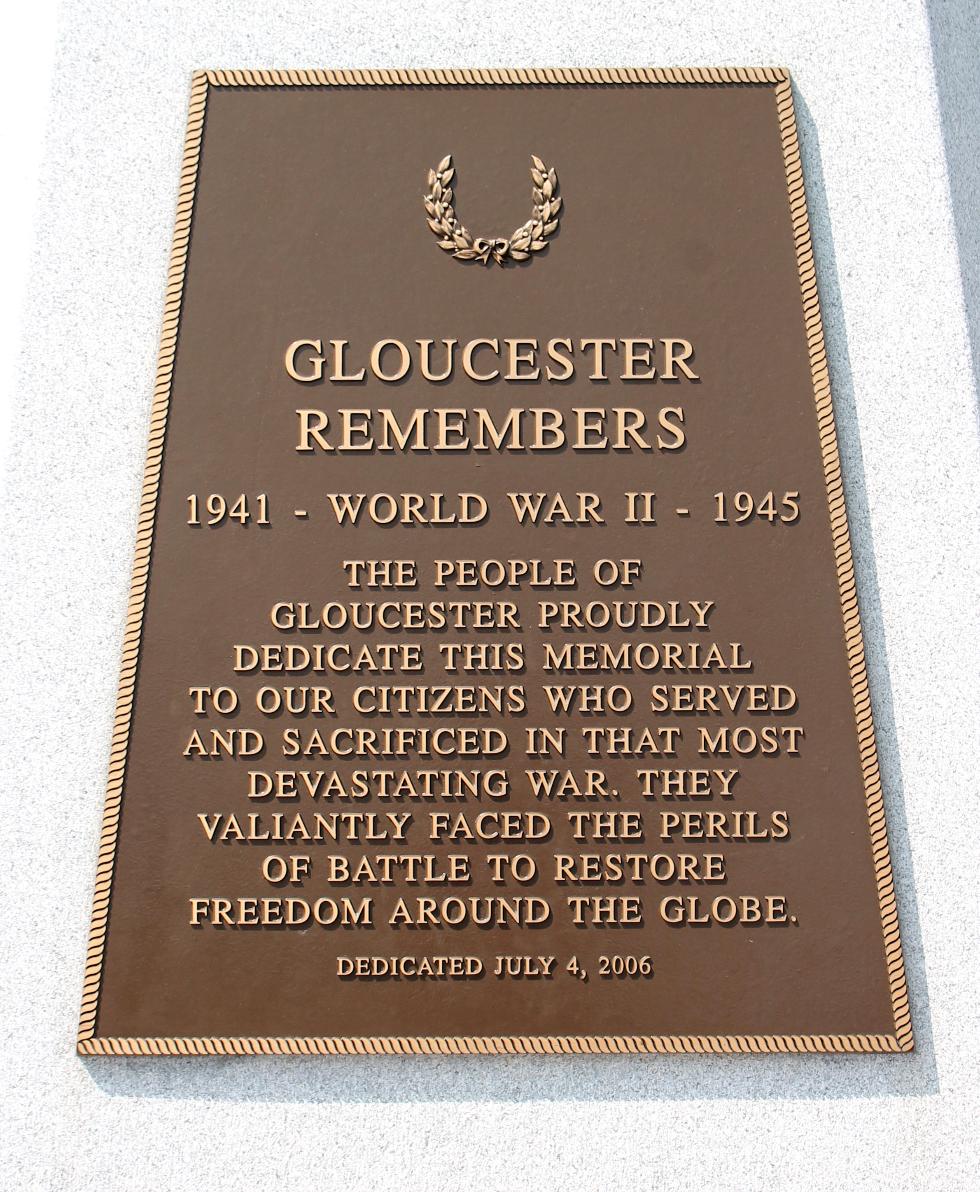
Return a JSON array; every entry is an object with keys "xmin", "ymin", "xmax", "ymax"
[{"xmin": 76, "ymin": 66, "xmax": 913, "ymax": 1057}]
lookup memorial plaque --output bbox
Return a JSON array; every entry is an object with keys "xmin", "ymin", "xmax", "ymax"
[{"xmin": 78, "ymin": 68, "xmax": 912, "ymax": 1056}]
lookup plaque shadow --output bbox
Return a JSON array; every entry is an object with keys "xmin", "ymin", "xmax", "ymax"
[
  {"xmin": 925, "ymin": 0, "xmax": 980, "ymax": 432},
  {"xmin": 81, "ymin": 87, "xmax": 937, "ymax": 1105}
]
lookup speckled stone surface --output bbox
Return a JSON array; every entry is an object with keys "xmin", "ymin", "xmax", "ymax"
[{"xmin": 1, "ymin": 2, "xmax": 978, "ymax": 1188}]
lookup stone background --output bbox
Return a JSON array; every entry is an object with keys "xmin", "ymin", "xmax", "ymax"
[{"xmin": 1, "ymin": 2, "xmax": 978, "ymax": 1188}]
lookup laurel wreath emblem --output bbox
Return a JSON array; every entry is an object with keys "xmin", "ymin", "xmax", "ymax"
[{"xmin": 424, "ymin": 154, "xmax": 562, "ymax": 265}]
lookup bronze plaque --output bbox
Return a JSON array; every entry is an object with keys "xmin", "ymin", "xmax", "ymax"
[{"xmin": 78, "ymin": 68, "xmax": 912, "ymax": 1056}]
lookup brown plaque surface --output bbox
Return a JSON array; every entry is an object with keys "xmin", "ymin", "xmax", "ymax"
[{"xmin": 78, "ymin": 68, "xmax": 912, "ymax": 1056}]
